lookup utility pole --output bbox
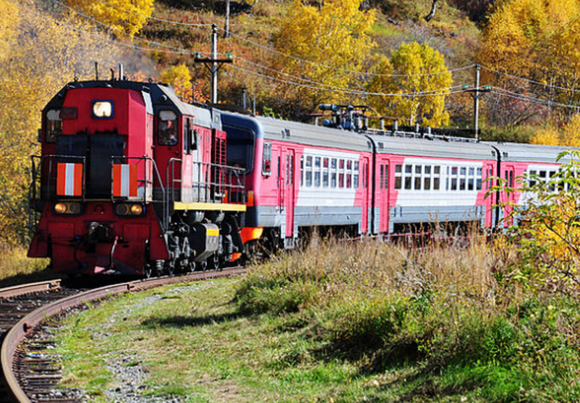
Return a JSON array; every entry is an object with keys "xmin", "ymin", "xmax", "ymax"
[
  {"xmin": 194, "ymin": 24, "xmax": 233, "ymax": 105},
  {"xmin": 463, "ymin": 64, "xmax": 490, "ymax": 139}
]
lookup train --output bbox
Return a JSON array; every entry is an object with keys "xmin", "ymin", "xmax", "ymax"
[{"xmin": 27, "ymin": 76, "xmax": 574, "ymax": 276}]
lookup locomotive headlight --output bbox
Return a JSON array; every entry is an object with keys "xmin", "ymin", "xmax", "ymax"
[
  {"xmin": 92, "ymin": 101, "xmax": 113, "ymax": 119},
  {"xmin": 53, "ymin": 202, "xmax": 82, "ymax": 215},
  {"xmin": 54, "ymin": 203, "xmax": 67, "ymax": 214},
  {"xmin": 115, "ymin": 203, "xmax": 145, "ymax": 216},
  {"xmin": 130, "ymin": 204, "xmax": 143, "ymax": 215}
]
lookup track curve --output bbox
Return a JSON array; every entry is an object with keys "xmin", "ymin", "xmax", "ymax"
[{"xmin": 1, "ymin": 267, "xmax": 245, "ymax": 403}]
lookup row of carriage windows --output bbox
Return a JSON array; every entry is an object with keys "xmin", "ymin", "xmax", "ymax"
[
  {"xmin": 300, "ymin": 155, "xmax": 360, "ymax": 189},
  {"xmin": 382, "ymin": 163, "xmax": 484, "ymax": 192}
]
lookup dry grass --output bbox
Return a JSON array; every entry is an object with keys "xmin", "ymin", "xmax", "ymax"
[{"xmin": 0, "ymin": 245, "xmax": 52, "ymax": 286}]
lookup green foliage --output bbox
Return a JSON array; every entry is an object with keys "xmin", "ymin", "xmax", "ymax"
[
  {"xmin": 235, "ymin": 237, "xmax": 580, "ymax": 401},
  {"xmin": 492, "ymin": 150, "xmax": 580, "ymax": 296}
]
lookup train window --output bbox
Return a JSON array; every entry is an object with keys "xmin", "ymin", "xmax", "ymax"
[
  {"xmin": 527, "ymin": 169, "xmax": 536, "ymax": 187},
  {"xmin": 314, "ymin": 170, "xmax": 321, "ymax": 187},
  {"xmin": 468, "ymin": 167, "xmax": 475, "ymax": 191},
  {"xmin": 476, "ymin": 167, "xmax": 483, "ymax": 190},
  {"xmin": 339, "ymin": 159, "xmax": 346, "ymax": 188},
  {"xmin": 395, "ymin": 164, "xmax": 402, "ymax": 190},
  {"xmin": 300, "ymin": 156, "xmax": 304, "ymax": 186},
  {"xmin": 380, "ymin": 165, "xmax": 384, "ymax": 189},
  {"xmin": 382, "ymin": 164, "xmax": 387, "ymax": 189},
  {"xmin": 92, "ymin": 101, "xmax": 114, "ymax": 119},
  {"xmin": 158, "ymin": 110, "xmax": 178, "ymax": 146},
  {"xmin": 414, "ymin": 165, "xmax": 422, "ymax": 190},
  {"xmin": 305, "ymin": 156, "xmax": 312, "ymax": 187},
  {"xmin": 404, "ymin": 165, "xmax": 412, "ymax": 190},
  {"xmin": 433, "ymin": 166, "xmax": 440, "ymax": 190},
  {"xmin": 314, "ymin": 157, "xmax": 321, "ymax": 186},
  {"xmin": 424, "ymin": 166, "xmax": 431, "ymax": 190},
  {"xmin": 46, "ymin": 109, "xmax": 61, "ymax": 143},
  {"xmin": 262, "ymin": 142, "xmax": 272, "ymax": 176},
  {"xmin": 323, "ymin": 158, "xmax": 329, "ymax": 187},
  {"xmin": 460, "ymin": 167, "xmax": 466, "ymax": 191}
]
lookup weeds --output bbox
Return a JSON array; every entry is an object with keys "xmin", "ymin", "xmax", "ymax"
[{"xmin": 235, "ymin": 233, "xmax": 580, "ymax": 401}]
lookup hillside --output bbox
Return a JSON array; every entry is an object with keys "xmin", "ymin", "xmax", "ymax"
[{"xmin": 142, "ymin": 0, "xmax": 484, "ymax": 127}]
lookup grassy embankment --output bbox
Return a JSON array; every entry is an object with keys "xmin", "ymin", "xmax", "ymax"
[
  {"xmin": 0, "ymin": 246, "xmax": 52, "ymax": 287},
  {"xmin": 53, "ymin": 236, "xmax": 580, "ymax": 402}
]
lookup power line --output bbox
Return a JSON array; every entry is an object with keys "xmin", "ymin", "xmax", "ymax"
[
  {"xmin": 93, "ymin": 0, "xmax": 474, "ymax": 79},
  {"xmin": 232, "ymin": 64, "xmax": 466, "ymax": 97},
  {"xmin": 490, "ymin": 86, "xmax": 580, "ymax": 109},
  {"xmin": 482, "ymin": 66, "xmax": 580, "ymax": 94}
]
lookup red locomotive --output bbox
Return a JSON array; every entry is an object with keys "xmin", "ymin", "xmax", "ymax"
[{"xmin": 28, "ymin": 77, "xmax": 245, "ymax": 276}]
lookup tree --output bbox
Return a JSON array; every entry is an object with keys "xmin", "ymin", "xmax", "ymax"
[
  {"xmin": 366, "ymin": 42, "xmax": 453, "ymax": 127},
  {"xmin": 271, "ymin": 0, "xmax": 375, "ymax": 116},
  {"xmin": 160, "ymin": 64, "xmax": 193, "ymax": 101},
  {"xmin": 65, "ymin": 0, "xmax": 154, "ymax": 35},
  {"xmin": 531, "ymin": 114, "xmax": 580, "ymax": 146},
  {"xmin": 479, "ymin": 0, "xmax": 580, "ymax": 127},
  {"xmin": 0, "ymin": 0, "xmax": 19, "ymax": 61},
  {"xmin": 0, "ymin": 1, "xmax": 122, "ymax": 246}
]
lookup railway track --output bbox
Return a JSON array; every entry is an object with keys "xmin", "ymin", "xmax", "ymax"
[{"xmin": 0, "ymin": 267, "xmax": 245, "ymax": 403}]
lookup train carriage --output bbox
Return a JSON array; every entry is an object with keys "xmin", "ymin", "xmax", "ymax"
[
  {"xmin": 368, "ymin": 133, "xmax": 497, "ymax": 234},
  {"xmin": 221, "ymin": 112, "xmax": 373, "ymax": 249}
]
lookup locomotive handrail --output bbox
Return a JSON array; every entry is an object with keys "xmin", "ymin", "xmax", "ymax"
[
  {"xmin": 110, "ymin": 155, "xmax": 168, "ymax": 231},
  {"xmin": 166, "ymin": 159, "xmax": 246, "ymax": 208},
  {"xmin": 30, "ymin": 154, "xmax": 87, "ymax": 204}
]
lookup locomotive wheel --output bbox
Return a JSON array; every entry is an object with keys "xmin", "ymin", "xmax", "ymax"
[
  {"xmin": 208, "ymin": 254, "xmax": 221, "ymax": 271},
  {"xmin": 166, "ymin": 262, "xmax": 176, "ymax": 276}
]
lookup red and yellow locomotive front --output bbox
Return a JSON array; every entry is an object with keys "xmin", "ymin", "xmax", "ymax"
[{"xmin": 29, "ymin": 81, "xmax": 167, "ymax": 275}]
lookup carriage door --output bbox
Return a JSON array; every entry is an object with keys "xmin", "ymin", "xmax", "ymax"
[
  {"xmin": 503, "ymin": 165, "xmax": 516, "ymax": 226},
  {"xmin": 379, "ymin": 160, "xmax": 391, "ymax": 234},
  {"xmin": 360, "ymin": 157, "xmax": 370, "ymax": 234},
  {"xmin": 279, "ymin": 147, "xmax": 297, "ymax": 243},
  {"xmin": 483, "ymin": 162, "xmax": 495, "ymax": 228}
]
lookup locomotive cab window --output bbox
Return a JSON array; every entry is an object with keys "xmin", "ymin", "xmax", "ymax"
[
  {"xmin": 45, "ymin": 109, "xmax": 61, "ymax": 143},
  {"xmin": 158, "ymin": 110, "xmax": 178, "ymax": 146}
]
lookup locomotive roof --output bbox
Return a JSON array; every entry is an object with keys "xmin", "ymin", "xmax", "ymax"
[
  {"xmin": 46, "ymin": 80, "xmax": 216, "ymax": 129},
  {"xmin": 221, "ymin": 112, "xmax": 372, "ymax": 152}
]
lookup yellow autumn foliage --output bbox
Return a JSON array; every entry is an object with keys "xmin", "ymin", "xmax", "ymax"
[
  {"xmin": 160, "ymin": 64, "xmax": 193, "ymax": 101},
  {"xmin": 272, "ymin": 0, "xmax": 375, "ymax": 110},
  {"xmin": 530, "ymin": 114, "xmax": 580, "ymax": 147},
  {"xmin": 0, "ymin": 0, "xmax": 122, "ymax": 246},
  {"xmin": 65, "ymin": 0, "xmax": 154, "ymax": 35},
  {"xmin": 367, "ymin": 42, "xmax": 452, "ymax": 128},
  {"xmin": 480, "ymin": 0, "xmax": 580, "ymax": 100}
]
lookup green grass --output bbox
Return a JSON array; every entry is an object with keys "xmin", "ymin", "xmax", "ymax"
[{"xmin": 54, "ymin": 237, "xmax": 580, "ymax": 402}]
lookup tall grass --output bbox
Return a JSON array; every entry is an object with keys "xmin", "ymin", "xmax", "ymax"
[
  {"xmin": 0, "ymin": 245, "xmax": 51, "ymax": 285},
  {"xmin": 235, "ymin": 234, "xmax": 580, "ymax": 402}
]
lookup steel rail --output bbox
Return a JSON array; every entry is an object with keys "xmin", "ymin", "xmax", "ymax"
[
  {"xmin": 1, "ymin": 267, "xmax": 245, "ymax": 403},
  {"xmin": 0, "ymin": 280, "xmax": 61, "ymax": 300}
]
